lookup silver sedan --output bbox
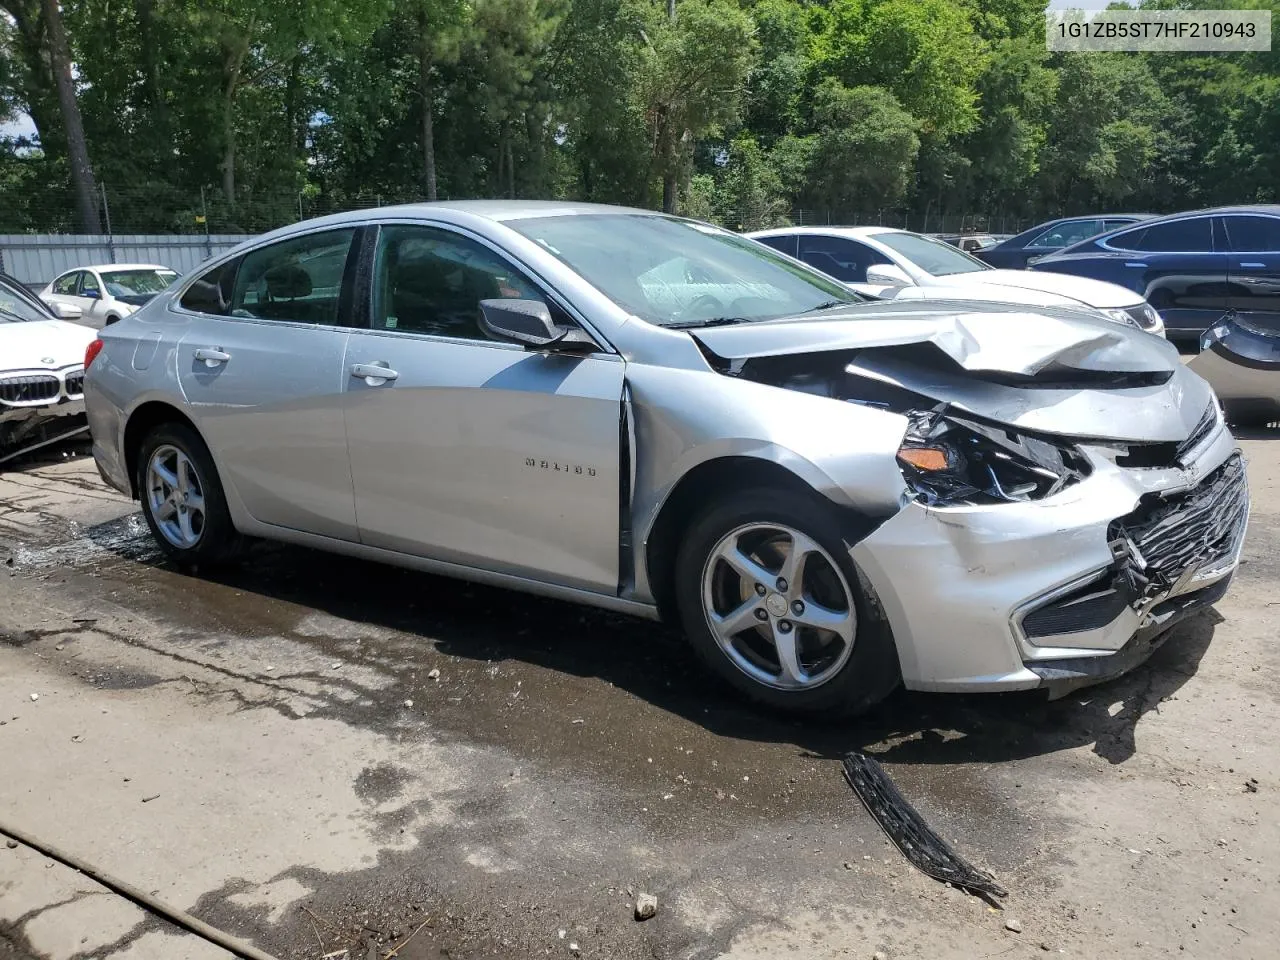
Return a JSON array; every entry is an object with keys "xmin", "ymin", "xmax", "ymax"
[{"xmin": 83, "ymin": 202, "xmax": 1248, "ymax": 715}]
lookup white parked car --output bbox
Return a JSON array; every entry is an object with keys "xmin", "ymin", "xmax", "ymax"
[
  {"xmin": 0, "ymin": 271, "xmax": 96, "ymax": 463},
  {"xmin": 748, "ymin": 227, "xmax": 1166, "ymax": 337},
  {"xmin": 40, "ymin": 263, "xmax": 179, "ymax": 328}
]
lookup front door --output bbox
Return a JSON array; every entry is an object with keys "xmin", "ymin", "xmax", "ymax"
[
  {"xmin": 77, "ymin": 270, "xmax": 112, "ymax": 326},
  {"xmin": 342, "ymin": 223, "xmax": 625, "ymax": 592},
  {"xmin": 175, "ymin": 227, "xmax": 362, "ymax": 540}
]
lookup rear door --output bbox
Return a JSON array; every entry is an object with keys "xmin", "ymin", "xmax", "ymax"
[
  {"xmin": 1221, "ymin": 213, "xmax": 1280, "ymax": 322},
  {"xmin": 174, "ymin": 227, "xmax": 364, "ymax": 540},
  {"xmin": 1103, "ymin": 216, "xmax": 1230, "ymax": 338},
  {"xmin": 342, "ymin": 222, "xmax": 625, "ymax": 592}
]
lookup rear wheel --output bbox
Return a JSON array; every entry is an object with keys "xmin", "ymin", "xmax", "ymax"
[
  {"xmin": 674, "ymin": 487, "xmax": 900, "ymax": 716},
  {"xmin": 137, "ymin": 423, "xmax": 242, "ymax": 567}
]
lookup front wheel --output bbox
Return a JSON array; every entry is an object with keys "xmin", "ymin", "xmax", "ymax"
[
  {"xmin": 137, "ymin": 422, "xmax": 242, "ymax": 567},
  {"xmin": 674, "ymin": 488, "xmax": 900, "ymax": 716}
]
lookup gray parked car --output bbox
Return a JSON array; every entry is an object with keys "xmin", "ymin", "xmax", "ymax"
[{"xmin": 83, "ymin": 202, "xmax": 1248, "ymax": 715}]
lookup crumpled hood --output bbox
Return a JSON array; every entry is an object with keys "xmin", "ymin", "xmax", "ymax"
[
  {"xmin": 691, "ymin": 301, "xmax": 1211, "ymax": 443},
  {"xmin": 939, "ymin": 268, "xmax": 1143, "ymax": 309},
  {"xmin": 0, "ymin": 319, "xmax": 96, "ymax": 371}
]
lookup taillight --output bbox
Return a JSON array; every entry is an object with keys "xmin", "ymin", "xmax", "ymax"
[{"xmin": 84, "ymin": 338, "xmax": 104, "ymax": 370}]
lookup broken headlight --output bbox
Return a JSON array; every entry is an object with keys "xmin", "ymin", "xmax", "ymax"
[{"xmin": 896, "ymin": 409, "xmax": 1090, "ymax": 506}]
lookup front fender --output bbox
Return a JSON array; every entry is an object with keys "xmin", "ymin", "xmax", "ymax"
[{"xmin": 625, "ymin": 362, "xmax": 910, "ymax": 602}]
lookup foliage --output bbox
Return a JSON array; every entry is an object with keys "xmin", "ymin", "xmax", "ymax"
[{"xmin": 0, "ymin": 0, "xmax": 1276, "ymax": 231}]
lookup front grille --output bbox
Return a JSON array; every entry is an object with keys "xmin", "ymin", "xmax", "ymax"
[
  {"xmin": 64, "ymin": 371, "xmax": 85, "ymax": 397},
  {"xmin": 0, "ymin": 374, "xmax": 59, "ymax": 404},
  {"xmin": 1113, "ymin": 453, "xmax": 1248, "ymax": 589}
]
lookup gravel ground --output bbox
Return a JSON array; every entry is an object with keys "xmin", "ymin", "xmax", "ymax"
[{"xmin": 0, "ymin": 433, "xmax": 1277, "ymax": 960}]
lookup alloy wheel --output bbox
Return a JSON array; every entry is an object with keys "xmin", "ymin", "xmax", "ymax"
[
  {"xmin": 700, "ymin": 522, "xmax": 857, "ymax": 691},
  {"xmin": 145, "ymin": 444, "xmax": 207, "ymax": 549}
]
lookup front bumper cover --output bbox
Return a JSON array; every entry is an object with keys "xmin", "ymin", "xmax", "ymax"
[{"xmin": 852, "ymin": 416, "xmax": 1247, "ymax": 694}]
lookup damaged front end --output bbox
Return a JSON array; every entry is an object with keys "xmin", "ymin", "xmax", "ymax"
[
  {"xmin": 895, "ymin": 407, "xmax": 1089, "ymax": 506},
  {"xmin": 0, "ymin": 370, "xmax": 89, "ymax": 465},
  {"xmin": 688, "ymin": 307, "xmax": 1246, "ymax": 696}
]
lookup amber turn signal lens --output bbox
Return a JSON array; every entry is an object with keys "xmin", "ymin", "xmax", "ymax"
[{"xmin": 897, "ymin": 446, "xmax": 950, "ymax": 472}]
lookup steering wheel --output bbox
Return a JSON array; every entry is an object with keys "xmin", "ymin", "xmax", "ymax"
[{"xmin": 676, "ymin": 293, "xmax": 724, "ymax": 323}]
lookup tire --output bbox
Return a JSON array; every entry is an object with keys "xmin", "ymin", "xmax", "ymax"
[
  {"xmin": 136, "ymin": 422, "xmax": 243, "ymax": 568},
  {"xmin": 674, "ymin": 486, "xmax": 901, "ymax": 717}
]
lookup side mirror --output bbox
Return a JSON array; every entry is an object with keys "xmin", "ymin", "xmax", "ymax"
[
  {"xmin": 865, "ymin": 264, "xmax": 912, "ymax": 287},
  {"xmin": 478, "ymin": 299, "xmax": 597, "ymax": 352},
  {"xmin": 53, "ymin": 301, "xmax": 83, "ymax": 319}
]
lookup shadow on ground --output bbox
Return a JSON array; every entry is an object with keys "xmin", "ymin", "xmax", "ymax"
[{"xmin": 82, "ymin": 512, "xmax": 1220, "ymax": 772}]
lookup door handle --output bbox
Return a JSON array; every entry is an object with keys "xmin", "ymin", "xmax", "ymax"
[
  {"xmin": 350, "ymin": 362, "xmax": 399, "ymax": 384},
  {"xmin": 1124, "ymin": 262, "xmax": 1147, "ymax": 268},
  {"xmin": 193, "ymin": 347, "xmax": 231, "ymax": 366},
  {"xmin": 1238, "ymin": 262, "xmax": 1265, "ymax": 269}
]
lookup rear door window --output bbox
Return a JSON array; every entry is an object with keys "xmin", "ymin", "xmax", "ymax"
[
  {"xmin": 179, "ymin": 259, "xmax": 241, "ymax": 316},
  {"xmin": 229, "ymin": 229, "xmax": 357, "ymax": 326},
  {"xmin": 79, "ymin": 272, "xmax": 101, "ymax": 297}
]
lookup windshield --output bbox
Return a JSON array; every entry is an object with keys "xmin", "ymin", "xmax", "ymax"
[
  {"xmin": 0, "ymin": 279, "xmax": 53, "ymax": 322},
  {"xmin": 101, "ymin": 269, "xmax": 178, "ymax": 297},
  {"xmin": 506, "ymin": 214, "xmax": 858, "ymax": 327},
  {"xmin": 873, "ymin": 232, "xmax": 990, "ymax": 277}
]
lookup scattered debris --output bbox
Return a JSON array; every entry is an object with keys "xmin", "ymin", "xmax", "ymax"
[
  {"xmin": 331, "ymin": 663, "xmax": 341, "ymax": 670},
  {"xmin": 568, "ymin": 943, "xmax": 581, "ymax": 957},
  {"xmin": 1005, "ymin": 919, "xmax": 1023, "ymax": 933},
  {"xmin": 842, "ymin": 752, "xmax": 1007, "ymax": 900},
  {"xmin": 427, "ymin": 669, "xmax": 441, "ymax": 681},
  {"xmin": 5, "ymin": 840, "xmax": 17, "ymax": 849},
  {"xmin": 634, "ymin": 892, "xmax": 658, "ymax": 921},
  {"xmin": 29, "ymin": 693, "xmax": 38, "ymax": 702},
  {"xmin": 873, "ymin": 952, "xmax": 889, "ymax": 960},
  {"xmin": 71, "ymin": 735, "xmax": 83, "ymax": 743},
  {"xmin": 403, "ymin": 700, "xmax": 414, "ymax": 708},
  {"xmin": 1244, "ymin": 778, "xmax": 1259, "ymax": 793},
  {"xmin": 571, "ymin": 718, "xmax": 584, "ymax": 724},
  {"xmin": 141, "ymin": 794, "xmax": 160, "ymax": 803}
]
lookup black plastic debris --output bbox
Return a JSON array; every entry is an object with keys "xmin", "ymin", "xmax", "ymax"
[{"xmin": 842, "ymin": 751, "xmax": 1007, "ymax": 900}]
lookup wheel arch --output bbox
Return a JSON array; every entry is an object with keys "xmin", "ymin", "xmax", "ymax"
[
  {"xmin": 122, "ymin": 400, "xmax": 201, "ymax": 498},
  {"xmin": 643, "ymin": 455, "xmax": 885, "ymax": 624}
]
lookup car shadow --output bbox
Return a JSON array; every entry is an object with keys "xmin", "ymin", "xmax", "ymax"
[{"xmin": 84, "ymin": 520, "xmax": 1221, "ymax": 770}]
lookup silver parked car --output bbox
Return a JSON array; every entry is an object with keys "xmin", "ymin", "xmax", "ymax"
[{"xmin": 83, "ymin": 202, "xmax": 1248, "ymax": 715}]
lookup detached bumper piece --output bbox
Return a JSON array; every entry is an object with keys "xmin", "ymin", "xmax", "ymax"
[{"xmin": 842, "ymin": 752, "xmax": 1007, "ymax": 900}]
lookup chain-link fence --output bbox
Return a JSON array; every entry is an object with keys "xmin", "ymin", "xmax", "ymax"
[
  {"xmin": 0, "ymin": 181, "xmax": 1037, "ymax": 241},
  {"xmin": 788, "ymin": 209, "xmax": 1035, "ymax": 236},
  {"xmin": 0, "ymin": 183, "xmax": 433, "ymax": 237}
]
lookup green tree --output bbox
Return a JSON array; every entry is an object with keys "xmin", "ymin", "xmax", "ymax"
[{"xmin": 805, "ymin": 80, "xmax": 920, "ymax": 215}]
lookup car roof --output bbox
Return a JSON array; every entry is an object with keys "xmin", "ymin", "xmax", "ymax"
[
  {"xmin": 1052, "ymin": 204, "xmax": 1280, "ymax": 256},
  {"xmin": 745, "ymin": 226, "xmax": 899, "ymax": 239},
  {"xmin": 59, "ymin": 263, "xmax": 176, "ymax": 273}
]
